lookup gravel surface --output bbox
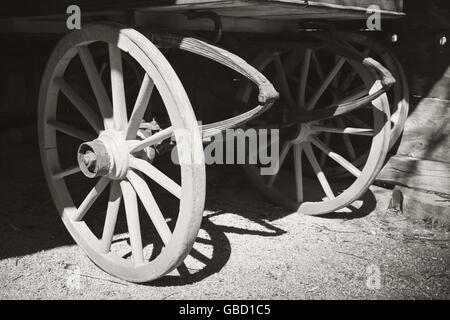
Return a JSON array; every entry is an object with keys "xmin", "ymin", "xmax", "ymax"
[{"xmin": 0, "ymin": 137, "xmax": 449, "ymax": 300}]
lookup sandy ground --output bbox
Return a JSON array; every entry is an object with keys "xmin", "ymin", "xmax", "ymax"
[{"xmin": 0, "ymin": 135, "xmax": 449, "ymax": 300}]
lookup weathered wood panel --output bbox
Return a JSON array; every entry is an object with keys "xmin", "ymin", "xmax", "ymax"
[
  {"xmin": 140, "ymin": 0, "xmax": 404, "ymax": 14},
  {"xmin": 393, "ymin": 186, "xmax": 450, "ymax": 227},
  {"xmin": 395, "ymin": 97, "xmax": 450, "ymax": 163},
  {"xmin": 139, "ymin": 0, "xmax": 404, "ymax": 20},
  {"xmin": 378, "ymin": 155, "xmax": 450, "ymax": 195},
  {"xmin": 0, "ymin": 0, "xmax": 404, "ymax": 20},
  {"xmin": 135, "ymin": 12, "xmax": 300, "ymax": 33}
]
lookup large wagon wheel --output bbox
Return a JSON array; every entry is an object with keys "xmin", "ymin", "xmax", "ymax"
[
  {"xmin": 239, "ymin": 32, "xmax": 407, "ymax": 178},
  {"xmin": 237, "ymin": 44, "xmax": 391, "ymax": 215},
  {"xmin": 38, "ymin": 23, "xmax": 205, "ymax": 282}
]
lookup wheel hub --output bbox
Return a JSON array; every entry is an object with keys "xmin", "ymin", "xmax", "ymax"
[
  {"xmin": 77, "ymin": 130, "xmax": 130, "ymax": 180},
  {"xmin": 290, "ymin": 123, "xmax": 314, "ymax": 144}
]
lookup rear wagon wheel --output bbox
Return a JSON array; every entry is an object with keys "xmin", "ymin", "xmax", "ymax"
[{"xmin": 238, "ymin": 45, "xmax": 391, "ymax": 215}]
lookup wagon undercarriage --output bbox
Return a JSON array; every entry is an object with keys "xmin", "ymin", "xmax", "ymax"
[{"xmin": 5, "ymin": 0, "xmax": 409, "ymax": 282}]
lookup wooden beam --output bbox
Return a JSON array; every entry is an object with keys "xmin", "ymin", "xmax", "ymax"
[
  {"xmin": 377, "ymin": 155, "xmax": 450, "ymax": 196},
  {"xmin": 0, "ymin": 20, "xmax": 67, "ymax": 34},
  {"xmin": 135, "ymin": 12, "xmax": 298, "ymax": 33},
  {"xmin": 397, "ymin": 97, "xmax": 450, "ymax": 163},
  {"xmin": 392, "ymin": 186, "xmax": 450, "ymax": 228}
]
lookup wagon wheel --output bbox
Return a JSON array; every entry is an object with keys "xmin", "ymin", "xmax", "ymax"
[
  {"xmin": 38, "ymin": 23, "xmax": 205, "ymax": 282},
  {"xmin": 237, "ymin": 45, "xmax": 391, "ymax": 215},
  {"xmin": 239, "ymin": 32, "xmax": 407, "ymax": 178}
]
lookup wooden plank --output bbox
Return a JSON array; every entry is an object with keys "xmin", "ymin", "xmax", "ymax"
[
  {"xmin": 135, "ymin": 12, "xmax": 299, "ymax": 33},
  {"xmin": 141, "ymin": 0, "xmax": 404, "ymax": 15},
  {"xmin": 377, "ymin": 155, "xmax": 450, "ymax": 196},
  {"xmin": 393, "ymin": 186, "xmax": 450, "ymax": 228},
  {"xmin": 0, "ymin": 20, "xmax": 66, "ymax": 34},
  {"xmin": 270, "ymin": 0, "xmax": 403, "ymax": 13},
  {"xmin": 1, "ymin": 0, "xmax": 403, "ymax": 22},
  {"xmin": 396, "ymin": 97, "xmax": 450, "ymax": 163}
]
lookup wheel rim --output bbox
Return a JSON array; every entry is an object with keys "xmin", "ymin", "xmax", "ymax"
[
  {"xmin": 238, "ymin": 45, "xmax": 390, "ymax": 215},
  {"xmin": 38, "ymin": 23, "xmax": 205, "ymax": 282}
]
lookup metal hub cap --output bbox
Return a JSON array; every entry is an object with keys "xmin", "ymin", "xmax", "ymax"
[{"xmin": 77, "ymin": 130, "xmax": 130, "ymax": 180}]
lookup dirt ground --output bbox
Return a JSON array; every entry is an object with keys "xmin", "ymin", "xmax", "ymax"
[{"xmin": 0, "ymin": 134, "xmax": 449, "ymax": 300}]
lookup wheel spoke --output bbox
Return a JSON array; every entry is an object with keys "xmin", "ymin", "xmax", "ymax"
[
  {"xmin": 120, "ymin": 179, "xmax": 144, "ymax": 265},
  {"xmin": 52, "ymin": 166, "xmax": 81, "ymax": 179},
  {"xmin": 319, "ymin": 132, "xmax": 331, "ymax": 166},
  {"xmin": 100, "ymin": 181, "xmax": 122, "ymax": 254},
  {"xmin": 331, "ymin": 55, "xmax": 341, "ymax": 89},
  {"xmin": 266, "ymin": 142, "xmax": 291, "ymax": 187},
  {"xmin": 282, "ymin": 47, "xmax": 303, "ymax": 73},
  {"xmin": 310, "ymin": 136, "xmax": 361, "ymax": 178},
  {"xmin": 311, "ymin": 52, "xmax": 325, "ymax": 81},
  {"xmin": 273, "ymin": 53, "xmax": 295, "ymax": 108},
  {"xmin": 130, "ymin": 157, "xmax": 181, "ymax": 199},
  {"xmin": 310, "ymin": 125, "xmax": 374, "ymax": 136},
  {"xmin": 126, "ymin": 74, "xmax": 154, "ymax": 140},
  {"xmin": 335, "ymin": 118, "xmax": 357, "ymax": 160},
  {"xmin": 47, "ymin": 119, "xmax": 96, "ymax": 141},
  {"xmin": 304, "ymin": 143, "xmax": 335, "ymax": 200},
  {"xmin": 108, "ymin": 44, "xmax": 128, "ymax": 131},
  {"xmin": 293, "ymin": 144, "xmax": 303, "ymax": 202},
  {"xmin": 53, "ymin": 77, "xmax": 103, "ymax": 132},
  {"xmin": 77, "ymin": 45, "xmax": 114, "ymax": 129},
  {"xmin": 297, "ymin": 48, "xmax": 312, "ymax": 109},
  {"xmin": 127, "ymin": 126, "xmax": 173, "ymax": 153},
  {"xmin": 127, "ymin": 170, "xmax": 172, "ymax": 245},
  {"xmin": 306, "ymin": 57, "xmax": 346, "ymax": 111},
  {"xmin": 73, "ymin": 177, "xmax": 109, "ymax": 221}
]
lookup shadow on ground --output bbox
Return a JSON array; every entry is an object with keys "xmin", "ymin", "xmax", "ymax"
[{"xmin": 0, "ymin": 134, "xmax": 378, "ymax": 286}]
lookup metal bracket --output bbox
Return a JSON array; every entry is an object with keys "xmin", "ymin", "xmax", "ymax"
[{"xmin": 185, "ymin": 10, "xmax": 223, "ymax": 44}]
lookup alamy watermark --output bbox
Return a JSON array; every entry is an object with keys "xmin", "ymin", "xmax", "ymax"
[
  {"xmin": 366, "ymin": 264, "xmax": 381, "ymax": 290},
  {"xmin": 66, "ymin": 5, "xmax": 81, "ymax": 30},
  {"xmin": 366, "ymin": 5, "xmax": 382, "ymax": 31},
  {"xmin": 171, "ymin": 127, "xmax": 280, "ymax": 176},
  {"xmin": 65, "ymin": 264, "xmax": 82, "ymax": 290}
]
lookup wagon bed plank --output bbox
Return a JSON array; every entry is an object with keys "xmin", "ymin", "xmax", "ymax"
[
  {"xmin": 140, "ymin": 0, "xmax": 404, "ymax": 20},
  {"xmin": 1, "ymin": 0, "xmax": 404, "ymax": 21},
  {"xmin": 377, "ymin": 155, "xmax": 450, "ymax": 196}
]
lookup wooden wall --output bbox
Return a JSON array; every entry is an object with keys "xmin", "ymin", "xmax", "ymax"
[{"xmin": 377, "ymin": 0, "xmax": 450, "ymax": 224}]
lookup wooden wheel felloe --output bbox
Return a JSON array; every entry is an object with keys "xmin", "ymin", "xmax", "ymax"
[
  {"xmin": 238, "ymin": 43, "xmax": 391, "ymax": 215},
  {"xmin": 38, "ymin": 23, "xmax": 205, "ymax": 282}
]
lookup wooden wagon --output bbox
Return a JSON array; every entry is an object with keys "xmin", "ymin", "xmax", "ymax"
[{"xmin": 1, "ymin": 0, "xmax": 408, "ymax": 282}]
